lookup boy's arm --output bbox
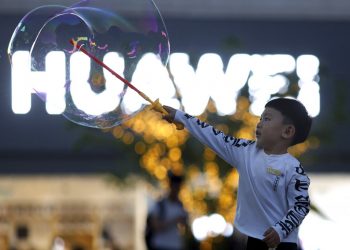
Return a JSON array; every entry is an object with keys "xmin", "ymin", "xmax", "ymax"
[
  {"xmin": 272, "ymin": 164, "xmax": 311, "ymax": 241},
  {"xmin": 162, "ymin": 106, "xmax": 255, "ymax": 169}
]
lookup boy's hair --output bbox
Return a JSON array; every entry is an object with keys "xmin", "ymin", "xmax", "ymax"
[
  {"xmin": 167, "ymin": 171, "xmax": 184, "ymax": 184},
  {"xmin": 265, "ymin": 98, "xmax": 312, "ymax": 146}
]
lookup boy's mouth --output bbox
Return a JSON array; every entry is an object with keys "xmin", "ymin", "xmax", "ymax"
[{"xmin": 255, "ymin": 130, "xmax": 261, "ymax": 138}]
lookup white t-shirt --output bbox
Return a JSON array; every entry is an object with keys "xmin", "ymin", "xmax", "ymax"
[
  {"xmin": 150, "ymin": 198, "xmax": 188, "ymax": 249},
  {"xmin": 175, "ymin": 110, "xmax": 310, "ymax": 243}
]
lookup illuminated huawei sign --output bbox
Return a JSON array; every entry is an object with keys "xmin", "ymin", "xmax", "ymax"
[{"xmin": 11, "ymin": 51, "xmax": 320, "ymax": 117}]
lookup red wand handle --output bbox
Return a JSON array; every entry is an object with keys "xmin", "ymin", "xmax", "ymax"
[{"xmin": 69, "ymin": 39, "xmax": 184, "ymax": 130}]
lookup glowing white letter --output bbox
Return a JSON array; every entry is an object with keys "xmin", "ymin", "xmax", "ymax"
[{"xmin": 11, "ymin": 51, "xmax": 66, "ymax": 114}]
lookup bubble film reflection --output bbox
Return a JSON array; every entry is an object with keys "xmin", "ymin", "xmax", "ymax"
[{"xmin": 8, "ymin": 0, "xmax": 170, "ymax": 128}]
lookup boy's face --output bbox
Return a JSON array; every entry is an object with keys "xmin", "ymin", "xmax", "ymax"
[{"xmin": 255, "ymin": 107, "xmax": 290, "ymax": 150}]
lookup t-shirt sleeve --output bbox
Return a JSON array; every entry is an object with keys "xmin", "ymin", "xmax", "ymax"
[
  {"xmin": 272, "ymin": 164, "xmax": 311, "ymax": 240},
  {"xmin": 175, "ymin": 110, "xmax": 255, "ymax": 169}
]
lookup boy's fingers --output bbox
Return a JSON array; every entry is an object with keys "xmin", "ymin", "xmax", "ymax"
[
  {"xmin": 263, "ymin": 228, "xmax": 279, "ymax": 248},
  {"xmin": 163, "ymin": 106, "xmax": 175, "ymax": 116},
  {"xmin": 263, "ymin": 227, "xmax": 273, "ymax": 235},
  {"xmin": 162, "ymin": 106, "xmax": 175, "ymax": 121},
  {"xmin": 263, "ymin": 228, "xmax": 273, "ymax": 238},
  {"xmin": 162, "ymin": 115, "xmax": 173, "ymax": 123},
  {"xmin": 263, "ymin": 235, "xmax": 274, "ymax": 245}
]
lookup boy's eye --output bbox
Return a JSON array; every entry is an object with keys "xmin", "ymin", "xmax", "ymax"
[{"xmin": 261, "ymin": 116, "xmax": 270, "ymax": 121}]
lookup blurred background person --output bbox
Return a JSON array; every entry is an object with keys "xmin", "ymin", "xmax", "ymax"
[{"xmin": 146, "ymin": 171, "xmax": 189, "ymax": 250}]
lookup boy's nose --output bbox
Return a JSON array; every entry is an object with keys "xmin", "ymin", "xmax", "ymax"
[{"xmin": 256, "ymin": 121, "xmax": 262, "ymax": 129}]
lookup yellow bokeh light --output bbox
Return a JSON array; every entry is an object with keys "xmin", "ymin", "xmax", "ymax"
[
  {"xmin": 171, "ymin": 162, "xmax": 184, "ymax": 175},
  {"xmin": 203, "ymin": 147, "xmax": 216, "ymax": 161},
  {"xmin": 308, "ymin": 136, "xmax": 320, "ymax": 149},
  {"xmin": 132, "ymin": 119, "xmax": 146, "ymax": 133},
  {"xmin": 135, "ymin": 141, "xmax": 146, "ymax": 155},
  {"xmin": 236, "ymin": 128, "xmax": 255, "ymax": 140},
  {"xmin": 166, "ymin": 135, "xmax": 179, "ymax": 148},
  {"xmin": 207, "ymin": 100, "xmax": 217, "ymax": 113},
  {"xmin": 216, "ymin": 124, "xmax": 229, "ymax": 134},
  {"xmin": 112, "ymin": 126, "xmax": 124, "ymax": 139},
  {"xmin": 204, "ymin": 162, "xmax": 218, "ymax": 177},
  {"xmin": 155, "ymin": 165, "xmax": 167, "ymax": 180},
  {"xmin": 168, "ymin": 147, "xmax": 182, "ymax": 162},
  {"xmin": 122, "ymin": 131, "xmax": 134, "ymax": 145},
  {"xmin": 143, "ymin": 133, "xmax": 156, "ymax": 144},
  {"xmin": 160, "ymin": 158, "xmax": 171, "ymax": 167}
]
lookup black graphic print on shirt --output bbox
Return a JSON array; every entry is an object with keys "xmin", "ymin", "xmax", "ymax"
[{"xmin": 275, "ymin": 164, "xmax": 310, "ymax": 238}]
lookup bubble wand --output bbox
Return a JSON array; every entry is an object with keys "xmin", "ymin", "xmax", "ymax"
[{"xmin": 69, "ymin": 39, "xmax": 184, "ymax": 130}]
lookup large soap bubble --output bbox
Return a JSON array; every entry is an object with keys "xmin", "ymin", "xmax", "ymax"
[{"xmin": 8, "ymin": 0, "xmax": 170, "ymax": 128}]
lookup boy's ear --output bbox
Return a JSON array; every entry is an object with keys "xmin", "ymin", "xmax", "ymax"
[{"xmin": 282, "ymin": 125, "xmax": 295, "ymax": 140}]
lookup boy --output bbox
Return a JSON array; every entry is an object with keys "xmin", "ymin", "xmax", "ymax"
[{"xmin": 160, "ymin": 98, "xmax": 312, "ymax": 250}]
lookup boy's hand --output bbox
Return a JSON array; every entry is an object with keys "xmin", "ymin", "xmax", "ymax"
[
  {"xmin": 151, "ymin": 105, "xmax": 184, "ymax": 130},
  {"xmin": 162, "ymin": 105, "xmax": 176, "ymax": 123},
  {"xmin": 263, "ymin": 227, "xmax": 280, "ymax": 248}
]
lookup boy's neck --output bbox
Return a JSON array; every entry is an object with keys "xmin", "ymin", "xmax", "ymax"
[
  {"xmin": 262, "ymin": 137, "xmax": 293, "ymax": 155},
  {"xmin": 263, "ymin": 143, "xmax": 289, "ymax": 155},
  {"xmin": 264, "ymin": 148, "xmax": 288, "ymax": 155}
]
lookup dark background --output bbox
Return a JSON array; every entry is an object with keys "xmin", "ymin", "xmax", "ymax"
[{"xmin": 1, "ymin": 13, "xmax": 350, "ymax": 174}]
